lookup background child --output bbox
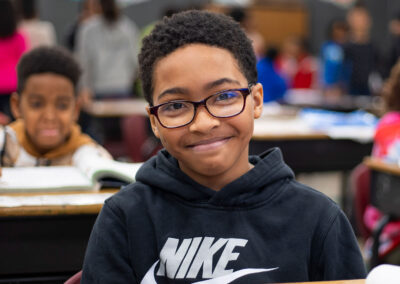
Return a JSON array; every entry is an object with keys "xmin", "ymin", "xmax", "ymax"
[
  {"xmin": 361, "ymin": 60, "xmax": 400, "ymax": 265},
  {"xmin": 82, "ymin": 10, "xmax": 366, "ymax": 283},
  {"xmin": 0, "ymin": 46, "xmax": 111, "ymax": 167},
  {"xmin": 0, "ymin": 0, "xmax": 28, "ymax": 124}
]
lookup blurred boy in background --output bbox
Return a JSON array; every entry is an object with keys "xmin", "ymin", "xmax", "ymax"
[{"xmin": 0, "ymin": 46, "xmax": 111, "ymax": 167}]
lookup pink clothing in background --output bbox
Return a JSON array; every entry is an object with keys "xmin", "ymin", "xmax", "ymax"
[
  {"xmin": 372, "ymin": 111, "xmax": 400, "ymax": 158},
  {"xmin": 0, "ymin": 32, "xmax": 28, "ymax": 94}
]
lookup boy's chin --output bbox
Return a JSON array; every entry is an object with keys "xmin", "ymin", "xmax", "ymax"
[{"xmin": 34, "ymin": 139, "xmax": 65, "ymax": 154}]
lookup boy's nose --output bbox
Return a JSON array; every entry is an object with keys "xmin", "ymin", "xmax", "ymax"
[
  {"xmin": 42, "ymin": 106, "xmax": 57, "ymax": 120},
  {"xmin": 188, "ymin": 106, "xmax": 220, "ymax": 133}
]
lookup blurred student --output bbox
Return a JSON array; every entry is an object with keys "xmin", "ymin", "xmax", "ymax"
[
  {"xmin": 227, "ymin": 6, "xmax": 266, "ymax": 61},
  {"xmin": 257, "ymin": 47, "xmax": 287, "ymax": 103},
  {"xmin": 320, "ymin": 19, "xmax": 349, "ymax": 99},
  {"xmin": 0, "ymin": 0, "xmax": 28, "ymax": 124},
  {"xmin": 76, "ymin": 0, "xmax": 140, "ymax": 103},
  {"xmin": 15, "ymin": 0, "xmax": 57, "ymax": 50},
  {"xmin": 82, "ymin": 10, "xmax": 366, "ymax": 283},
  {"xmin": 64, "ymin": 0, "xmax": 100, "ymax": 52},
  {"xmin": 383, "ymin": 12, "xmax": 400, "ymax": 79},
  {"xmin": 0, "ymin": 46, "xmax": 111, "ymax": 167},
  {"xmin": 361, "ymin": 60, "xmax": 400, "ymax": 265},
  {"xmin": 343, "ymin": 3, "xmax": 379, "ymax": 96},
  {"xmin": 275, "ymin": 36, "xmax": 319, "ymax": 90}
]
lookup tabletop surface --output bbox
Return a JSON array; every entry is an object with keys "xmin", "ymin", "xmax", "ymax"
[
  {"xmin": 364, "ymin": 157, "xmax": 400, "ymax": 176},
  {"xmin": 0, "ymin": 189, "xmax": 118, "ymax": 217},
  {"xmin": 281, "ymin": 280, "xmax": 365, "ymax": 284}
]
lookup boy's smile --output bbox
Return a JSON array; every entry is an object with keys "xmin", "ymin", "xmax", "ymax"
[
  {"xmin": 11, "ymin": 73, "xmax": 80, "ymax": 155},
  {"xmin": 150, "ymin": 44, "xmax": 263, "ymax": 190}
]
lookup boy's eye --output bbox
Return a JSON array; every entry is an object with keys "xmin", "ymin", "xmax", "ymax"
[
  {"xmin": 56, "ymin": 101, "xmax": 71, "ymax": 110},
  {"xmin": 159, "ymin": 102, "xmax": 191, "ymax": 116},
  {"xmin": 29, "ymin": 100, "xmax": 43, "ymax": 109},
  {"xmin": 160, "ymin": 102, "xmax": 186, "ymax": 112},
  {"xmin": 213, "ymin": 91, "xmax": 240, "ymax": 104}
]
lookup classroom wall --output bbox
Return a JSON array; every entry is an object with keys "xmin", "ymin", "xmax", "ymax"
[
  {"xmin": 37, "ymin": 0, "xmax": 207, "ymax": 47},
  {"xmin": 36, "ymin": 0, "xmax": 400, "ymax": 56}
]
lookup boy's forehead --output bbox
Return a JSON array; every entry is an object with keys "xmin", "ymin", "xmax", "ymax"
[
  {"xmin": 21, "ymin": 73, "xmax": 76, "ymax": 97},
  {"xmin": 152, "ymin": 44, "xmax": 244, "ymax": 98}
]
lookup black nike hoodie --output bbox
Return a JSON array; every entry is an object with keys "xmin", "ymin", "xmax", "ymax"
[{"xmin": 82, "ymin": 148, "xmax": 366, "ymax": 283}]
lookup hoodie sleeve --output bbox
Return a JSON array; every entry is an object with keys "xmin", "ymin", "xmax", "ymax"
[
  {"xmin": 81, "ymin": 199, "xmax": 137, "ymax": 283},
  {"xmin": 310, "ymin": 209, "xmax": 367, "ymax": 281}
]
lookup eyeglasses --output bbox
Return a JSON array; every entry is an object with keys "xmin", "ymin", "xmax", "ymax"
[{"xmin": 149, "ymin": 85, "xmax": 253, "ymax": 129}]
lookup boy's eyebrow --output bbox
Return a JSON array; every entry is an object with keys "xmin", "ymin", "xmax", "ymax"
[
  {"xmin": 157, "ymin": 78, "xmax": 242, "ymax": 101},
  {"xmin": 157, "ymin": 87, "xmax": 189, "ymax": 101},
  {"xmin": 204, "ymin": 78, "xmax": 241, "ymax": 90}
]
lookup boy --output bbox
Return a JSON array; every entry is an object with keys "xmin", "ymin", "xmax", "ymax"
[
  {"xmin": 82, "ymin": 10, "xmax": 366, "ymax": 283},
  {"xmin": 0, "ymin": 46, "xmax": 111, "ymax": 167}
]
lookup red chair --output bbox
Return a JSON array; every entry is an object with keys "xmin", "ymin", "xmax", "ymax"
[
  {"xmin": 64, "ymin": 270, "xmax": 82, "ymax": 284},
  {"xmin": 350, "ymin": 163, "xmax": 371, "ymax": 239},
  {"xmin": 121, "ymin": 114, "xmax": 162, "ymax": 162},
  {"xmin": 121, "ymin": 114, "xmax": 149, "ymax": 162}
]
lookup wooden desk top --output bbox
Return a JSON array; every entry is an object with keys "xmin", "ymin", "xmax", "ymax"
[
  {"xmin": 253, "ymin": 116, "xmax": 330, "ymax": 140},
  {"xmin": 281, "ymin": 280, "xmax": 365, "ymax": 284},
  {"xmin": 364, "ymin": 157, "xmax": 400, "ymax": 176},
  {"xmin": 83, "ymin": 98, "xmax": 148, "ymax": 117},
  {"xmin": 0, "ymin": 189, "xmax": 118, "ymax": 217}
]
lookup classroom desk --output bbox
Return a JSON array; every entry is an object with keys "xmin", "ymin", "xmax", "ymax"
[
  {"xmin": 281, "ymin": 280, "xmax": 365, "ymax": 284},
  {"xmin": 0, "ymin": 190, "xmax": 117, "ymax": 283},
  {"xmin": 250, "ymin": 116, "xmax": 373, "ymax": 173}
]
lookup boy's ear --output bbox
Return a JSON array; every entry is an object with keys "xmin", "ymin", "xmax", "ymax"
[
  {"xmin": 73, "ymin": 95, "xmax": 82, "ymax": 122},
  {"xmin": 251, "ymin": 83, "xmax": 263, "ymax": 119},
  {"xmin": 146, "ymin": 106, "xmax": 160, "ymax": 138},
  {"xmin": 10, "ymin": 92, "xmax": 22, "ymax": 119}
]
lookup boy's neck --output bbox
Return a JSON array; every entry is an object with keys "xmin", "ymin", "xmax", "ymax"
[{"xmin": 179, "ymin": 160, "xmax": 254, "ymax": 191}]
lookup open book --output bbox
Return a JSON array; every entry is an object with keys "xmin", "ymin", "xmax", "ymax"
[{"xmin": 0, "ymin": 158, "xmax": 143, "ymax": 193}]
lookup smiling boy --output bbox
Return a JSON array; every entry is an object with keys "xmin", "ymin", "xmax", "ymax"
[
  {"xmin": 82, "ymin": 10, "xmax": 366, "ymax": 283},
  {"xmin": 0, "ymin": 46, "xmax": 111, "ymax": 167}
]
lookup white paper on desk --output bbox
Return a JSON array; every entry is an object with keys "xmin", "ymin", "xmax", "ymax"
[
  {"xmin": 0, "ymin": 192, "xmax": 115, "ymax": 207},
  {"xmin": 325, "ymin": 125, "xmax": 375, "ymax": 143},
  {"xmin": 253, "ymin": 118, "xmax": 314, "ymax": 136}
]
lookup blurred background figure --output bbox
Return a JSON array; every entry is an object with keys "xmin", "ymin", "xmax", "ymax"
[
  {"xmin": 320, "ymin": 18, "xmax": 349, "ymax": 101},
  {"xmin": 343, "ymin": 1, "xmax": 380, "ymax": 96},
  {"xmin": 383, "ymin": 12, "xmax": 400, "ymax": 79},
  {"xmin": 76, "ymin": 0, "xmax": 140, "ymax": 103},
  {"xmin": 0, "ymin": 0, "xmax": 28, "ymax": 125},
  {"xmin": 257, "ymin": 47, "xmax": 287, "ymax": 103},
  {"xmin": 362, "ymin": 60, "xmax": 400, "ymax": 265},
  {"xmin": 15, "ymin": 0, "xmax": 57, "ymax": 50},
  {"xmin": 64, "ymin": 0, "xmax": 100, "ymax": 52},
  {"xmin": 275, "ymin": 35, "xmax": 319, "ymax": 90},
  {"xmin": 227, "ymin": 6, "xmax": 266, "ymax": 61},
  {"xmin": 372, "ymin": 60, "xmax": 400, "ymax": 160},
  {"xmin": 75, "ymin": 0, "xmax": 140, "ymax": 144}
]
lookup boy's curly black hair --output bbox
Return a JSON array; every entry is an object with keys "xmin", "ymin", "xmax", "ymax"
[
  {"xmin": 17, "ymin": 46, "xmax": 82, "ymax": 94},
  {"xmin": 138, "ymin": 10, "xmax": 257, "ymax": 105}
]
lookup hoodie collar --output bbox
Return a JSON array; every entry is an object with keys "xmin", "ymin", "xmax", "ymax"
[{"xmin": 136, "ymin": 148, "xmax": 294, "ymax": 208}]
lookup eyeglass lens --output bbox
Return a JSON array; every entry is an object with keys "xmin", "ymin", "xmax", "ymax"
[{"xmin": 157, "ymin": 89, "xmax": 246, "ymax": 128}]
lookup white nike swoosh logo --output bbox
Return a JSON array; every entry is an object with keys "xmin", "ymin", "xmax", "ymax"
[
  {"xmin": 141, "ymin": 260, "xmax": 159, "ymax": 284},
  {"xmin": 140, "ymin": 260, "xmax": 278, "ymax": 284},
  {"xmin": 192, "ymin": 267, "xmax": 279, "ymax": 284}
]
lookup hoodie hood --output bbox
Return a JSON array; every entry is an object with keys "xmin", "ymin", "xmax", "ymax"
[{"xmin": 136, "ymin": 147, "xmax": 294, "ymax": 208}]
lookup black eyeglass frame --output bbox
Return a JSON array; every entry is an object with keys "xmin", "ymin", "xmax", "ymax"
[{"xmin": 149, "ymin": 84, "xmax": 254, "ymax": 129}]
